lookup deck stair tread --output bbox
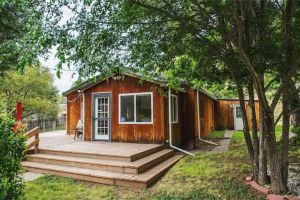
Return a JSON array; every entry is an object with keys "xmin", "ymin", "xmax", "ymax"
[
  {"xmin": 38, "ymin": 144, "xmax": 165, "ymax": 162},
  {"xmin": 26, "ymin": 149, "xmax": 174, "ymax": 173},
  {"xmin": 22, "ymin": 154, "xmax": 183, "ymax": 188}
]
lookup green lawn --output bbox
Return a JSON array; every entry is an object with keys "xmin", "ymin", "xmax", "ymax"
[
  {"xmin": 25, "ymin": 131, "xmax": 266, "ymax": 200},
  {"xmin": 209, "ymin": 130, "xmax": 225, "ymax": 139}
]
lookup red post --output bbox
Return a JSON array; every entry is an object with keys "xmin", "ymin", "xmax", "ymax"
[{"xmin": 16, "ymin": 102, "xmax": 22, "ymax": 121}]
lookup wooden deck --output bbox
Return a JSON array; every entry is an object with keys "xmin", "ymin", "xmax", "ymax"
[{"xmin": 23, "ymin": 130, "xmax": 183, "ymax": 188}]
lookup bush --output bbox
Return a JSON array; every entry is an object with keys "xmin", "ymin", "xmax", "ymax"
[
  {"xmin": 291, "ymin": 126, "xmax": 300, "ymax": 145},
  {"xmin": 0, "ymin": 110, "xmax": 26, "ymax": 200}
]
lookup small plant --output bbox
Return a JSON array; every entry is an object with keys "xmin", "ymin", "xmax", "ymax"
[{"xmin": 0, "ymin": 103, "xmax": 26, "ymax": 200}]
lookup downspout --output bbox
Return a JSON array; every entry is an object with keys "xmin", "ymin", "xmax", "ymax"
[
  {"xmin": 197, "ymin": 90, "xmax": 218, "ymax": 146},
  {"xmin": 66, "ymin": 99, "xmax": 68, "ymax": 135},
  {"xmin": 82, "ymin": 93, "xmax": 85, "ymax": 141},
  {"xmin": 168, "ymin": 87, "xmax": 195, "ymax": 156}
]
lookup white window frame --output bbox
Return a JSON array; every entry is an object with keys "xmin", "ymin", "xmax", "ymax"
[
  {"xmin": 171, "ymin": 94, "xmax": 178, "ymax": 123},
  {"xmin": 119, "ymin": 92, "xmax": 153, "ymax": 124}
]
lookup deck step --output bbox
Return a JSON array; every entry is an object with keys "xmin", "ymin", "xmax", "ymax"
[
  {"xmin": 38, "ymin": 145, "xmax": 165, "ymax": 162},
  {"xmin": 26, "ymin": 149, "xmax": 174, "ymax": 174},
  {"xmin": 23, "ymin": 154, "xmax": 183, "ymax": 188}
]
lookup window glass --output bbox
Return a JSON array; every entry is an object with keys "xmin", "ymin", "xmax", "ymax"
[
  {"xmin": 236, "ymin": 106, "xmax": 242, "ymax": 118},
  {"xmin": 136, "ymin": 95, "xmax": 152, "ymax": 122},
  {"xmin": 120, "ymin": 95, "xmax": 134, "ymax": 122}
]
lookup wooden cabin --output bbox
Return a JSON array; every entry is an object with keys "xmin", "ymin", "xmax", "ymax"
[{"xmin": 63, "ymin": 71, "xmax": 260, "ymax": 146}]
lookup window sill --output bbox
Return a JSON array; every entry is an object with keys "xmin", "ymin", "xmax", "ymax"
[{"xmin": 119, "ymin": 122, "xmax": 153, "ymax": 125}]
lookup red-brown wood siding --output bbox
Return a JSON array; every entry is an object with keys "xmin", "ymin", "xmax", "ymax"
[
  {"xmin": 194, "ymin": 91, "xmax": 216, "ymax": 138},
  {"xmin": 216, "ymin": 100, "xmax": 260, "ymax": 130},
  {"xmin": 82, "ymin": 75, "xmax": 166, "ymax": 144},
  {"xmin": 66, "ymin": 92, "xmax": 82, "ymax": 135}
]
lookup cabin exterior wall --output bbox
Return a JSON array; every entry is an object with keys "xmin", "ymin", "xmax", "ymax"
[
  {"xmin": 65, "ymin": 75, "xmax": 260, "ymax": 145},
  {"xmin": 82, "ymin": 75, "xmax": 166, "ymax": 143},
  {"xmin": 66, "ymin": 92, "xmax": 82, "ymax": 135}
]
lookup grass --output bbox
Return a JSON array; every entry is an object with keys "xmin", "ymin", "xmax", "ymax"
[
  {"xmin": 209, "ymin": 130, "xmax": 225, "ymax": 139},
  {"xmin": 25, "ymin": 131, "xmax": 266, "ymax": 200}
]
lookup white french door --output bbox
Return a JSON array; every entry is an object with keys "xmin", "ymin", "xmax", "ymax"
[
  {"xmin": 93, "ymin": 94, "xmax": 110, "ymax": 140},
  {"xmin": 234, "ymin": 105, "xmax": 244, "ymax": 130}
]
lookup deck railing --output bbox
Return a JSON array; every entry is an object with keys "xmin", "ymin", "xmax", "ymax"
[{"xmin": 25, "ymin": 127, "xmax": 40, "ymax": 153}]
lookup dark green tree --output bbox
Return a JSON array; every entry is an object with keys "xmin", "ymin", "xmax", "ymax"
[{"xmin": 0, "ymin": 0, "xmax": 55, "ymax": 75}]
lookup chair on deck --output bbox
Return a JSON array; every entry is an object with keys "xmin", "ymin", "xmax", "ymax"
[{"xmin": 74, "ymin": 120, "xmax": 83, "ymax": 140}]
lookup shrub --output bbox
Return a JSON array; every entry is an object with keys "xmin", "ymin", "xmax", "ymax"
[
  {"xmin": 291, "ymin": 126, "xmax": 300, "ymax": 145},
  {"xmin": 0, "ymin": 107, "xmax": 26, "ymax": 200}
]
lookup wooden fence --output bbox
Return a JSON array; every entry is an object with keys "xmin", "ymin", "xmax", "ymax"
[{"xmin": 25, "ymin": 127, "xmax": 40, "ymax": 153}]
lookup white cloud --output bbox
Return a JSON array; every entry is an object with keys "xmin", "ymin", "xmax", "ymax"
[{"xmin": 39, "ymin": 47, "xmax": 78, "ymax": 94}]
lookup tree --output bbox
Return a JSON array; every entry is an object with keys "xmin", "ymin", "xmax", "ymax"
[
  {"xmin": 49, "ymin": 0, "xmax": 300, "ymax": 194},
  {"xmin": 0, "ymin": 66, "xmax": 60, "ymax": 119},
  {"xmin": 0, "ymin": 0, "xmax": 55, "ymax": 75}
]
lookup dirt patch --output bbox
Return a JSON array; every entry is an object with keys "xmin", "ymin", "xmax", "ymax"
[{"xmin": 194, "ymin": 139, "xmax": 219, "ymax": 151}]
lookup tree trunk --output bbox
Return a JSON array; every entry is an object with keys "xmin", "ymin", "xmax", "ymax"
[
  {"xmin": 281, "ymin": 83, "xmax": 289, "ymax": 188},
  {"xmin": 236, "ymin": 84, "xmax": 255, "ymax": 162},
  {"xmin": 265, "ymin": 115, "xmax": 287, "ymax": 193},
  {"xmin": 279, "ymin": 0, "xmax": 293, "ymax": 190},
  {"xmin": 258, "ymin": 105, "xmax": 268, "ymax": 185},
  {"xmin": 248, "ymin": 81, "xmax": 259, "ymax": 181},
  {"xmin": 258, "ymin": 74, "xmax": 268, "ymax": 185}
]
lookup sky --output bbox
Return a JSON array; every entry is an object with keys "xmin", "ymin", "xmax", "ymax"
[{"xmin": 39, "ymin": 48, "xmax": 79, "ymax": 95}]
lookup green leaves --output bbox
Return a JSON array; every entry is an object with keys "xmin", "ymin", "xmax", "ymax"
[
  {"xmin": 0, "ymin": 66, "xmax": 60, "ymax": 119},
  {"xmin": 0, "ymin": 0, "xmax": 53, "ymax": 74},
  {"xmin": 0, "ymin": 105, "xmax": 26, "ymax": 200}
]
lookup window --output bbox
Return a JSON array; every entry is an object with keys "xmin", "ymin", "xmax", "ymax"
[
  {"xmin": 171, "ymin": 95, "xmax": 178, "ymax": 123},
  {"xmin": 120, "ymin": 95, "xmax": 134, "ymax": 122},
  {"xmin": 235, "ymin": 106, "xmax": 242, "ymax": 118},
  {"xmin": 136, "ymin": 94, "xmax": 152, "ymax": 122},
  {"xmin": 119, "ymin": 93, "xmax": 153, "ymax": 124}
]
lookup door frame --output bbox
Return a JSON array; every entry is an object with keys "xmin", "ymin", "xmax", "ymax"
[{"xmin": 92, "ymin": 92, "xmax": 112, "ymax": 141}]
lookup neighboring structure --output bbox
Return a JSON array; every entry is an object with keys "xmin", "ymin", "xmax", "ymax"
[
  {"xmin": 63, "ymin": 71, "xmax": 260, "ymax": 146},
  {"xmin": 216, "ymin": 99, "xmax": 260, "ymax": 131}
]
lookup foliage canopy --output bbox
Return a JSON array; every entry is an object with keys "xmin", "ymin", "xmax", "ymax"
[{"xmin": 0, "ymin": 66, "xmax": 60, "ymax": 119}]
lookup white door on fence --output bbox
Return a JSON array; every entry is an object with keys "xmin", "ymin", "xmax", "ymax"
[
  {"xmin": 234, "ymin": 105, "xmax": 244, "ymax": 130},
  {"xmin": 93, "ymin": 94, "xmax": 111, "ymax": 140}
]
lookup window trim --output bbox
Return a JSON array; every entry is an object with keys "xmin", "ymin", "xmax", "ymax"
[
  {"xmin": 119, "ymin": 92, "xmax": 153, "ymax": 124},
  {"xmin": 171, "ymin": 94, "xmax": 178, "ymax": 124}
]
